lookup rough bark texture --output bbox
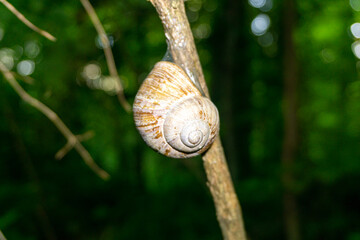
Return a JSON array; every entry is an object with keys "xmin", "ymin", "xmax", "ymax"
[
  {"xmin": 149, "ymin": 1, "xmax": 246, "ymax": 239},
  {"xmin": 282, "ymin": 0, "xmax": 300, "ymax": 239}
]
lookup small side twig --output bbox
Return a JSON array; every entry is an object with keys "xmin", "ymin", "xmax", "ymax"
[
  {"xmin": 0, "ymin": 230, "xmax": 7, "ymax": 240},
  {"xmin": 0, "ymin": 0, "xmax": 56, "ymax": 41},
  {"xmin": 80, "ymin": 0, "xmax": 131, "ymax": 112},
  {"xmin": 12, "ymin": 71, "xmax": 35, "ymax": 84},
  {"xmin": 0, "ymin": 62, "xmax": 109, "ymax": 180},
  {"xmin": 55, "ymin": 130, "xmax": 94, "ymax": 160}
]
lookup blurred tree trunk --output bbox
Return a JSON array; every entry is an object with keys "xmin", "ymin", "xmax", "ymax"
[
  {"xmin": 282, "ymin": 0, "xmax": 300, "ymax": 240},
  {"xmin": 211, "ymin": 0, "xmax": 251, "ymax": 180}
]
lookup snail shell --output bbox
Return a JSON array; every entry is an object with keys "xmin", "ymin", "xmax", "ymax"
[{"xmin": 133, "ymin": 61, "xmax": 220, "ymax": 159}]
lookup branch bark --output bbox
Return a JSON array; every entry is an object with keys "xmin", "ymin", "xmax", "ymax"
[
  {"xmin": 0, "ymin": 0, "xmax": 56, "ymax": 41},
  {"xmin": 148, "ymin": 1, "xmax": 246, "ymax": 239},
  {"xmin": 0, "ymin": 61, "xmax": 109, "ymax": 180},
  {"xmin": 55, "ymin": 130, "xmax": 94, "ymax": 160},
  {"xmin": 0, "ymin": 230, "xmax": 6, "ymax": 240}
]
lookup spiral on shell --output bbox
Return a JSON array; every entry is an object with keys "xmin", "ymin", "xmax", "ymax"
[{"xmin": 133, "ymin": 61, "xmax": 220, "ymax": 158}]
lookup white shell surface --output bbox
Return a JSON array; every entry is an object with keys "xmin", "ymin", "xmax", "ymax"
[
  {"xmin": 133, "ymin": 61, "xmax": 219, "ymax": 158},
  {"xmin": 163, "ymin": 96, "xmax": 219, "ymax": 154}
]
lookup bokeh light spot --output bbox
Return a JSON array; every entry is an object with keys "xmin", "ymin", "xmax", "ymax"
[
  {"xmin": 13, "ymin": 45, "xmax": 23, "ymax": 60},
  {"xmin": 0, "ymin": 48, "xmax": 15, "ymax": 70},
  {"xmin": 260, "ymin": 0, "xmax": 273, "ymax": 12},
  {"xmin": 251, "ymin": 14, "xmax": 270, "ymax": 36},
  {"xmin": 83, "ymin": 63, "xmax": 101, "ymax": 80},
  {"xmin": 101, "ymin": 76, "xmax": 119, "ymax": 95},
  {"xmin": 352, "ymin": 41, "xmax": 360, "ymax": 59},
  {"xmin": 188, "ymin": 0, "xmax": 202, "ymax": 12},
  {"xmin": 95, "ymin": 34, "xmax": 114, "ymax": 49},
  {"xmin": 258, "ymin": 32, "xmax": 273, "ymax": 47},
  {"xmin": 17, "ymin": 60, "xmax": 35, "ymax": 76},
  {"xmin": 194, "ymin": 24, "xmax": 211, "ymax": 39},
  {"xmin": 204, "ymin": 1, "xmax": 217, "ymax": 12},
  {"xmin": 351, "ymin": 23, "xmax": 360, "ymax": 38},
  {"xmin": 187, "ymin": 10, "xmax": 199, "ymax": 23},
  {"xmin": 248, "ymin": 0, "xmax": 266, "ymax": 8},
  {"xmin": 25, "ymin": 41, "xmax": 41, "ymax": 58},
  {"xmin": 350, "ymin": 0, "xmax": 360, "ymax": 11},
  {"xmin": 321, "ymin": 49, "xmax": 336, "ymax": 63}
]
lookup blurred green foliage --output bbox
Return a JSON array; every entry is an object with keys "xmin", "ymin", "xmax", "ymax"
[{"xmin": 0, "ymin": 0, "xmax": 360, "ymax": 239}]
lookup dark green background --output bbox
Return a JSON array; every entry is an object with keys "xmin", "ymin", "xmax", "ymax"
[{"xmin": 1, "ymin": 0, "xmax": 360, "ymax": 239}]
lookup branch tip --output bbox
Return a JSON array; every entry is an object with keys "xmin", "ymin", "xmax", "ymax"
[{"xmin": 0, "ymin": 0, "xmax": 56, "ymax": 41}]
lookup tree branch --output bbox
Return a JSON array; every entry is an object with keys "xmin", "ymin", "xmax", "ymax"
[
  {"xmin": 55, "ymin": 130, "xmax": 94, "ymax": 160},
  {"xmin": 0, "ymin": 230, "xmax": 7, "ymax": 240},
  {"xmin": 148, "ymin": 1, "xmax": 246, "ymax": 239},
  {"xmin": 0, "ymin": 0, "xmax": 56, "ymax": 41},
  {"xmin": 0, "ymin": 61, "xmax": 109, "ymax": 180},
  {"xmin": 80, "ymin": 0, "xmax": 131, "ymax": 112}
]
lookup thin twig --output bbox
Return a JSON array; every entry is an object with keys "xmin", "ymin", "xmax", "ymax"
[
  {"xmin": 55, "ymin": 130, "xmax": 95, "ymax": 160},
  {"xmin": 149, "ymin": 1, "xmax": 246, "ymax": 239},
  {"xmin": 80, "ymin": 0, "xmax": 131, "ymax": 112},
  {"xmin": 0, "ymin": 0, "xmax": 56, "ymax": 41},
  {"xmin": 0, "ymin": 230, "xmax": 7, "ymax": 240},
  {"xmin": 0, "ymin": 62, "xmax": 109, "ymax": 180},
  {"xmin": 12, "ymin": 71, "xmax": 35, "ymax": 84}
]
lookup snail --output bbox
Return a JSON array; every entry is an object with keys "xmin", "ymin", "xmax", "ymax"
[{"xmin": 133, "ymin": 61, "xmax": 220, "ymax": 158}]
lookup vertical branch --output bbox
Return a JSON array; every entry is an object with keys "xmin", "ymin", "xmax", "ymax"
[
  {"xmin": 0, "ymin": 0, "xmax": 56, "ymax": 41},
  {"xmin": 149, "ymin": 0, "xmax": 209, "ymax": 95},
  {"xmin": 0, "ymin": 230, "xmax": 6, "ymax": 240},
  {"xmin": 202, "ymin": 138, "xmax": 246, "ymax": 240},
  {"xmin": 0, "ymin": 62, "xmax": 109, "ymax": 180},
  {"xmin": 80, "ymin": 0, "xmax": 131, "ymax": 112},
  {"xmin": 282, "ymin": 0, "xmax": 301, "ymax": 239},
  {"xmin": 148, "ymin": 1, "xmax": 246, "ymax": 239}
]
